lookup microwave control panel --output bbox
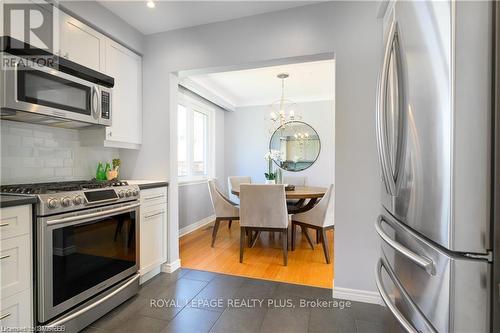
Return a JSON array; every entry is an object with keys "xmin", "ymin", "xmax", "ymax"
[{"xmin": 101, "ymin": 91, "xmax": 110, "ymax": 119}]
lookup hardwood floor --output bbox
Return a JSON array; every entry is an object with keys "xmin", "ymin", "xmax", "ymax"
[{"xmin": 179, "ymin": 220, "xmax": 334, "ymax": 288}]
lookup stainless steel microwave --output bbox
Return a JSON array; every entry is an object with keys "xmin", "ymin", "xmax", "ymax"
[{"xmin": 1, "ymin": 53, "xmax": 114, "ymax": 128}]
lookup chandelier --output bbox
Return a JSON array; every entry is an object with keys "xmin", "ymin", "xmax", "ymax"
[{"xmin": 269, "ymin": 73, "xmax": 301, "ymax": 128}]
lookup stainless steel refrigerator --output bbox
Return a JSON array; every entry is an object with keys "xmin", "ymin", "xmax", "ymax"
[{"xmin": 374, "ymin": 1, "xmax": 499, "ymax": 332}]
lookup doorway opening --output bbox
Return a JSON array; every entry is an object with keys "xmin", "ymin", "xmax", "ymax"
[{"xmin": 173, "ymin": 55, "xmax": 335, "ymax": 288}]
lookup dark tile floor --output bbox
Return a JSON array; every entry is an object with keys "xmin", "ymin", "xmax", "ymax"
[{"xmin": 82, "ymin": 269, "xmax": 397, "ymax": 333}]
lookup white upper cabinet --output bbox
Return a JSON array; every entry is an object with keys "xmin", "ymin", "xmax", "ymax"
[
  {"xmin": 58, "ymin": 11, "xmax": 105, "ymax": 72},
  {"xmin": 57, "ymin": 8, "xmax": 143, "ymax": 149},
  {"xmin": 104, "ymin": 40, "xmax": 143, "ymax": 148}
]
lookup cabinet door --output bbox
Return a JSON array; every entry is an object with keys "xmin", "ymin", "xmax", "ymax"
[
  {"xmin": 59, "ymin": 11, "xmax": 105, "ymax": 71},
  {"xmin": 0, "ymin": 289, "xmax": 31, "ymax": 328},
  {"xmin": 140, "ymin": 206, "xmax": 166, "ymax": 274},
  {"xmin": 104, "ymin": 40, "xmax": 142, "ymax": 146},
  {"xmin": 1, "ymin": 235, "xmax": 30, "ymax": 299}
]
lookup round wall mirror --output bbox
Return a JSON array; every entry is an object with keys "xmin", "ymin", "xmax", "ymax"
[{"xmin": 269, "ymin": 121, "xmax": 321, "ymax": 172}]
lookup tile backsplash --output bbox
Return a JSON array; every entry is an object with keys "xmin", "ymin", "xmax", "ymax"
[{"xmin": 1, "ymin": 121, "xmax": 119, "ymax": 184}]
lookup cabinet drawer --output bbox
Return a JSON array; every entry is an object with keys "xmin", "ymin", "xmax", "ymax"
[
  {"xmin": 0, "ymin": 289, "xmax": 31, "ymax": 328},
  {"xmin": 0, "ymin": 205, "xmax": 31, "ymax": 240},
  {"xmin": 140, "ymin": 187, "xmax": 167, "ymax": 207},
  {"xmin": 1, "ymin": 235, "xmax": 31, "ymax": 299}
]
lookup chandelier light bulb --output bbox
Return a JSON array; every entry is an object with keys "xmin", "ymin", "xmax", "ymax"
[{"xmin": 147, "ymin": 1, "xmax": 155, "ymax": 8}]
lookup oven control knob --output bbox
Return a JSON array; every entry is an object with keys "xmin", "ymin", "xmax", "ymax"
[
  {"xmin": 48, "ymin": 198, "xmax": 59, "ymax": 209},
  {"xmin": 132, "ymin": 189, "xmax": 139, "ymax": 196},
  {"xmin": 61, "ymin": 196, "xmax": 71, "ymax": 207},
  {"xmin": 118, "ymin": 190, "xmax": 126, "ymax": 198},
  {"xmin": 73, "ymin": 195, "xmax": 84, "ymax": 205},
  {"xmin": 125, "ymin": 190, "xmax": 132, "ymax": 197}
]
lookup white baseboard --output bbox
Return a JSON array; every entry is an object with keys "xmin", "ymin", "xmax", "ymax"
[
  {"xmin": 161, "ymin": 259, "xmax": 181, "ymax": 273},
  {"xmin": 333, "ymin": 286, "xmax": 384, "ymax": 306},
  {"xmin": 179, "ymin": 215, "xmax": 215, "ymax": 237}
]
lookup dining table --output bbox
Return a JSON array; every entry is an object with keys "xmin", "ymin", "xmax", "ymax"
[{"xmin": 231, "ymin": 185, "xmax": 327, "ymax": 214}]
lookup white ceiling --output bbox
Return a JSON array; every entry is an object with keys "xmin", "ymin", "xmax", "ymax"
[
  {"xmin": 187, "ymin": 60, "xmax": 335, "ymax": 107},
  {"xmin": 98, "ymin": 1, "xmax": 316, "ymax": 35}
]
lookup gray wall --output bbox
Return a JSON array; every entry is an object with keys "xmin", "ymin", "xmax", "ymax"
[
  {"xmin": 178, "ymin": 182, "xmax": 213, "ymax": 230},
  {"xmin": 121, "ymin": 1, "xmax": 383, "ymax": 294},
  {"xmin": 225, "ymin": 101, "xmax": 335, "ymax": 186}
]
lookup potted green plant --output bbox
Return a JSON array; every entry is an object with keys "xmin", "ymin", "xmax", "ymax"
[
  {"xmin": 107, "ymin": 158, "xmax": 121, "ymax": 180},
  {"xmin": 264, "ymin": 171, "xmax": 277, "ymax": 184}
]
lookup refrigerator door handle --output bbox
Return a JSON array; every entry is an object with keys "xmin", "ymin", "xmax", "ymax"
[
  {"xmin": 376, "ymin": 20, "xmax": 398, "ymax": 196},
  {"xmin": 376, "ymin": 21, "xmax": 407, "ymax": 197},
  {"xmin": 376, "ymin": 215, "xmax": 435, "ymax": 275},
  {"xmin": 376, "ymin": 258, "xmax": 438, "ymax": 333}
]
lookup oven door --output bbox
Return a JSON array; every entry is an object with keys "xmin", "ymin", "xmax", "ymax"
[
  {"xmin": 2, "ymin": 55, "xmax": 100, "ymax": 126},
  {"xmin": 37, "ymin": 202, "xmax": 140, "ymax": 323}
]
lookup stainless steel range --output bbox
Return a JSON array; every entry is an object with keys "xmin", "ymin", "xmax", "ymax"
[{"xmin": 1, "ymin": 180, "xmax": 141, "ymax": 332}]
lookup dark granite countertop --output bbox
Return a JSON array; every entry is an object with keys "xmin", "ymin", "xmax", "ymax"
[
  {"xmin": 0, "ymin": 194, "xmax": 37, "ymax": 208},
  {"xmin": 125, "ymin": 180, "xmax": 169, "ymax": 190}
]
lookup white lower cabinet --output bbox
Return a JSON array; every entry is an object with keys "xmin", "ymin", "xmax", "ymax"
[
  {"xmin": 0, "ymin": 205, "xmax": 33, "ymax": 328},
  {"xmin": 139, "ymin": 187, "xmax": 167, "ymax": 283},
  {"xmin": 1, "ymin": 235, "xmax": 30, "ymax": 299},
  {"xmin": 0, "ymin": 289, "xmax": 31, "ymax": 329}
]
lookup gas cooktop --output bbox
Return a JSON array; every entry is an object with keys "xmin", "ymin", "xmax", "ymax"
[
  {"xmin": 1, "ymin": 180, "xmax": 140, "ymax": 216},
  {"xmin": 0, "ymin": 179, "xmax": 129, "ymax": 194}
]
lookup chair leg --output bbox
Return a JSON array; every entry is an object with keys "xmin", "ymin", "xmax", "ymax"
[
  {"xmin": 291, "ymin": 223, "xmax": 296, "ymax": 251},
  {"xmin": 321, "ymin": 229, "xmax": 331, "ymax": 264},
  {"xmin": 240, "ymin": 227, "xmax": 245, "ymax": 263},
  {"xmin": 211, "ymin": 220, "xmax": 221, "ymax": 247},
  {"xmin": 228, "ymin": 220, "xmax": 232, "ymax": 229},
  {"xmin": 250, "ymin": 231, "xmax": 260, "ymax": 248},
  {"xmin": 301, "ymin": 226, "xmax": 315, "ymax": 250},
  {"xmin": 282, "ymin": 229, "xmax": 288, "ymax": 266},
  {"xmin": 316, "ymin": 229, "xmax": 320, "ymax": 244}
]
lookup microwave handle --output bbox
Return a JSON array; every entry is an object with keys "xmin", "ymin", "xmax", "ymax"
[{"xmin": 91, "ymin": 86, "xmax": 99, "ymax": 120}]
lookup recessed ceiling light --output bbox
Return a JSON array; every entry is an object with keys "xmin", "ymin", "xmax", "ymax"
[{"xmin": 147, "ymin": 1, "xmax": 155, "ymax": 8}]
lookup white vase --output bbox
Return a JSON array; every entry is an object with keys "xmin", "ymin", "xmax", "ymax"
[{"xmin": 265, "ymin": 179, "xmax": 276, "ymax": 184}]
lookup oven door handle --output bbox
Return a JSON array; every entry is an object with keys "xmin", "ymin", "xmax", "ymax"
[
  {"xmin": 45, "ymin": 273, "xmax": 140, "ymax": 328},
  {"xmin": 46, "ymin": 203, "xmax": 140, "ymax": 226}
]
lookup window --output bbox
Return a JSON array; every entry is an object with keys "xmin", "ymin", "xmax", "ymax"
[{"xmin": 177, "ymin": 94, "xmax": 214, "ymax": 182}]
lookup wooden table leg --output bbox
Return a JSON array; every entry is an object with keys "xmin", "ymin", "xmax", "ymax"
[{"xmin": 288, "ymin": 198, "xmax": 318, "ymax": 214}]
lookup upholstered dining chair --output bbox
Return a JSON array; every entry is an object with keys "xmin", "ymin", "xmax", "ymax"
[
  {"xmin": 207, "ymin": 179, "xmax": 239, "ymax": 247},
  {"xmin": 227, "ymin": 176, "xmax": 252, "ymax": 204},
  {"xmin": 239, "ymin": 184, "xmax": 289, "ymax": 266},
  {"xmin": 291, "ymin": 184, "xmax": 334, "ymax": 264}
]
